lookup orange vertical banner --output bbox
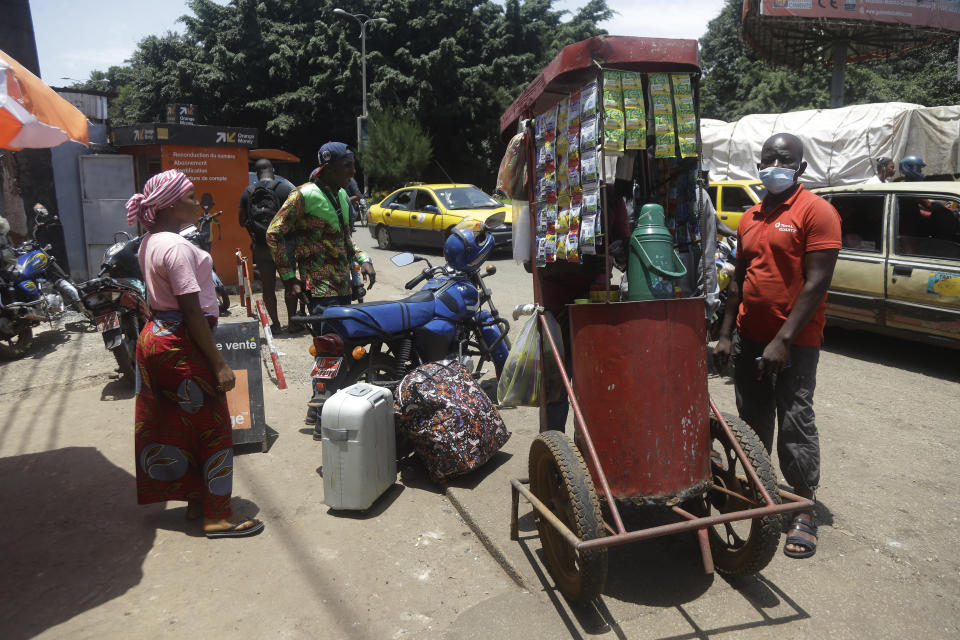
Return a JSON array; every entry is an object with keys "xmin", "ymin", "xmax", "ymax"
[{"xmin": 161, "ymin": 145, "xmax": 250, "ymax": 285}]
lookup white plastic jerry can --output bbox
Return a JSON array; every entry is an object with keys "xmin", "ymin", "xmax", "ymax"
[{"xmin": 320, "ymin": 383, "xmax": 397, "ymax": 510}]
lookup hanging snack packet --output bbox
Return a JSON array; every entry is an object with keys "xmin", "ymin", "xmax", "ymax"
[
  {"xmin": 566, "ymin": 231, "xmax": 580, "ymax": 263},
  {"xmin": 568, "ymin": 90, "xmax": 582, "ymax": 126},
  {"xmin": 581, "ymin": 81, "xmax": 599, "ymax": 119},
  {"xmin": 581, "ymin": 150, "xmax": 599, "ymax": 186},
  {"xmin": 567, "ymin": 124, "xmax": 580, "ymax": 155},
  {"xmin": 581, "ymin": 215, "xmax": 597, "ymax": 255},
  {"xmin": 568, "ymin": 153, "xmax": 581, "ymax": 191},
  {"xmin": 557, "ymin": 156, "xmax": 569, "ymax": 196},
  {"xmin": 649, "ymin": 73, "xmax": 671, "ymax": 95},
  {"xmin": 650, "ymin": 73, "xmax": 676, "ymax": 159},
  {"xmin": 543, "ymin": 105, "xmax": 558, "ymax": 141},
  {"xmin": 556, "ymin": 98, "xmax": 570, "ymax": 154},
  {"xmin": 580, "ymin": 115, "xmax": 599, "ymax": 151},
  {"xmin": 555, "ymin": 233, "xmax": 568, "ymax": 260},
  {"xmin": 536, "ymin": 236, "xmax": 547, "ymax": 267},
  {"xmin": 545, "ymin": 233, "xmax": 557, "ymax": 263},
  {"xmin": 569, "ymin": 200, "xmax": 583, "ymax": 229},
  {"xmin": 672, "ymin": 73, "xmax": 697, "ymax": 158},
  {"xmin": 537, "ymin": 202, "xmax": 549, "ymax": 234},
  {"xmin": 604, "ymin": 105, "xmax": 625, "ymax": 153},
  {"xmin": 556, "ymin": 207, "xmax": 570, "ymax": 234},
  {"xmin": 603, "ymin": 70, "xmax": 622, "ymax": 109},
  {"xmin": 621, "ymin": 71, "xmax": 641, "ymax": 90},
  {"xmin": 624, "ymin": 105, "xmax": 645, "ymax": 128},
  {"xmin": 625, "ymin": 105, "xmax": 647, "ymax": 150},
  {"xmin": 547, "ymin": 202, "xmax": 558, "ymax": 233},
  {"xmin": 626, "ymin": 127, "xmax": 646, "ymax": 151},
  {"xmin": 604, "ymin": 125, "xmax": 625, "ymax": 153},
  {"xmin": 623, "ymin": 75, "xmax": 647, "ymax": 151},
  {"xmin": 623, "ymin": 87, "xmax": 644, "ymax": 107},
  {"xmin": 583, "ymin": 188, "xmax": 599, "ymax": 218}
]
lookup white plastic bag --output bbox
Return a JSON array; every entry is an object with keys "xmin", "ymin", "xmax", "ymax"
[{"xmin": 512, "ymin": 200, "xmax": 531, "ymax": 264}]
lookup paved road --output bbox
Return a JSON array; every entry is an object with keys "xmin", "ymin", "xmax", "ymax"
[{"xmin": 0, "ymin": 227, "xmax": 957, "ymax": 638}]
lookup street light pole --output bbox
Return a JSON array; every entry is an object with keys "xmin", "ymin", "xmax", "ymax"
[{"xmin": 332, "ymin": 8, "xmax": 388, "ymax": 119}]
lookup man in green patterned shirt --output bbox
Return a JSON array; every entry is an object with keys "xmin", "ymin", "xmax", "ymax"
[{"xmin": 266, "ymin": 141, "xmax": 376, "ymax": 424}]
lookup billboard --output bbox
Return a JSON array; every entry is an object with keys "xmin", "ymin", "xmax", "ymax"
[
  {"xmin": 161, "ymin": 144, "xmax": 250, "ymax": 285},
  {"xmin": 761, "ymin": 0, "xmax": 960, "ymax": 32}
]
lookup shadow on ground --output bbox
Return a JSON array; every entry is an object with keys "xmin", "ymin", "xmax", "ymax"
[
  {"xmin": 0, "ymin": 447, "xmax": 157, "ymax": 640},
  {"xmin": 514, "ymin": 501, "xmax": 810, "ymax": 639},
  {"xmin": 822, "ymin": 326, "xmax": 959, "ymax": 382}
]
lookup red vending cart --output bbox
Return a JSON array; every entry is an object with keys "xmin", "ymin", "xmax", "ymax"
[{"xmin": 500, "ymin": 36, "xmax": 813, "ymax": 604}]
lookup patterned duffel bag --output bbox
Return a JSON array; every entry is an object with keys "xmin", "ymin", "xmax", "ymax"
[{"xmin": 394, "ymin": 360, "xmax": 511, "ymax": 482}]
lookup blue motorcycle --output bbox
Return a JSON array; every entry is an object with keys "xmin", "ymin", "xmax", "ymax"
[
  {"xmin": 0, "ymin": 239, "xmax": 83, "ymax": 359},
  {"xmin": 296, "ymin": 213, "xmax": 512, "ymax": 428}
]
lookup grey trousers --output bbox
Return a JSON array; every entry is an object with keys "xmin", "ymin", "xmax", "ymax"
[{"xmin": 733, "ymin": 332, "xmax": 821, "ymax": 492}]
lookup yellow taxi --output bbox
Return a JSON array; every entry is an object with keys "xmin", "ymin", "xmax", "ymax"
[
  {"xmin": 367, "ymin": 184, "xmax": 511, "ymax": 250},
  {"xmin": 707, "ymin": 180, "xmax": 767, "ymax": 230},
  {"xmin": 814, "ymin": 182, "xmax": 960, "ymax": 347}
]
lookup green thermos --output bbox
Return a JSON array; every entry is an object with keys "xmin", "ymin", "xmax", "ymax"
[{"xmin": 627, "ymin": 203, "xmax": 687, "ymax": 301}]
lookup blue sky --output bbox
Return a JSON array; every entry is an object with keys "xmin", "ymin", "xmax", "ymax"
[{"xmin": 31, "ymin": 0, "xmax": 726, "ymax": 84}]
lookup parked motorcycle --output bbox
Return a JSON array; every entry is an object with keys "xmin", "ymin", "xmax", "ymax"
[
  {"xmin": 76, "ymin": 231, "xmax": 152, "ymax": 383},
  {"xmin": 95, "ymin": 211, "xmax": 230, "ymax": 315},
  {"xmin": 0, "ymin": 237, "xmax": 83, "ymax": 360},
  {"xmin": 357, "ymin": 196, "xmax": 369, "ymax": 228},
  {"xmin": 179, "ymin": 209, "xmax": 230, "ymax": 314},
  {"xmin": 709, "ymin": 235, "xmax": 737, "ymax": 342},
  {"xmin": 294, "ymin": 213, "xmax": 512, "ymax": 430}
]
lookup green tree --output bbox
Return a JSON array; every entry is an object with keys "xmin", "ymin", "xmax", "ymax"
[
  {"xmin": 84, "ymin": 0, "xmax": 610, "ymax": 188},
  {"xmin": 361, "ymin": 108, "xmax": 433, "ymax": 193}
]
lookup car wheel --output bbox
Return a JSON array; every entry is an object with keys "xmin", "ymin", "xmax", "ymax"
[{"xmin": 376, "ymin": 225, "xmax": 392, "ymax": 250}]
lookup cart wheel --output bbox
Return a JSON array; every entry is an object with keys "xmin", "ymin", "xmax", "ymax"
[
  {"xmin": 697, "ymin": 412, "xmax": 782, "ymax": 576},
  {"xmin": 528, "ymin": 430, "xmax": 608, "ymax": 604}
]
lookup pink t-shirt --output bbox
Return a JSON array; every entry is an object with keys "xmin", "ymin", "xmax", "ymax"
[{"xmin": 139, "ymin": 231, "xmax": 219, "ymax": 316}]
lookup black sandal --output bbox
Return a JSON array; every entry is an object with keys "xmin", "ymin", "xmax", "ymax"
[{"xmin": 783, "ymin": 516, "xmax": 818, "ymax": 559}]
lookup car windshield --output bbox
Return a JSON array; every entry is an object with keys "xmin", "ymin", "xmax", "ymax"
[
  {"xmin": 750, "ymin": 184, "xmax": 768, "ymax": 199},
  {"xmin": 433, "ymin": 187, "xmax": 501, "ymax": 210}
]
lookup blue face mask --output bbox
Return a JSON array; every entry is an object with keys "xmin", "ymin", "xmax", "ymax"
[{"xmin": 758, "ymin": 166, "xmax": 798, "ymax": 194}]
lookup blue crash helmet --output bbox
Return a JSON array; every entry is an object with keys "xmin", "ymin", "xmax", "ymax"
[
  {"xmin": 899, "ymin": 155, "xmax": 926, "ymax": 181},
  {"xmin": 444, "ymin": 218, "xmax": 495, "ymax": 273}
]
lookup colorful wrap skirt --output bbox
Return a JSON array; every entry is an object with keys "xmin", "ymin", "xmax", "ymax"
[{"xmin": 134, "ymin": 316, "xmax": 233, "ymax": 519}]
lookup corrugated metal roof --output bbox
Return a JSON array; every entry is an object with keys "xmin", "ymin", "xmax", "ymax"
[{"xmin": 54, "ymin": 90, "xmax": 107, "ymax": 121}]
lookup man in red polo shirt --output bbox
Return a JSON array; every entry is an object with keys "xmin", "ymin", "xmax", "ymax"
[{"xmin": 713, "ymin": 132, "xmax": 841, "ymax": 560}]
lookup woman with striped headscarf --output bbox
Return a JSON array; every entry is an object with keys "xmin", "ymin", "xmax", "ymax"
[{"xmin": 127, "ymin": 170, "xmax": 264, "ymax": 538}]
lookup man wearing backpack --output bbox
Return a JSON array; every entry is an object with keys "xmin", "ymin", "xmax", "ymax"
[
  {"xmin": 266, "ymin": 141, "xmax": 376, "ymax": 426},
  {"xmin": 239, "ymin": 158, "xmax": 295, "ymax": 332}
]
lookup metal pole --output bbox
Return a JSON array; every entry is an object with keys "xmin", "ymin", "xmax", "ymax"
[
  {"xmin": 830, "ymin": 40, "xmax": 847, "ymax": 108},
  {"xmin": 361, "ymin": 21, "xmax": 368, "ymax": 118}
]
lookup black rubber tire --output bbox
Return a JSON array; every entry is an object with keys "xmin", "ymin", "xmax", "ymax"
[
  {"xmin": 529, "ymin": 430, "xmax": 608, "ymax": 604},
  {"xmin": 218, "ymin": 291, "xmax": 230, "ymax": 315},
  {"xmin": 344, "ymin": 353, "xmax": 401, "ymax": 388},
  {"xmin": 702, "ymin": 411, "xmax": 782, "ymax": 576},
  {"xmin": 112, "ymin": 343, "xmax": 136, "ymax": 383},
  {"xmin": 376, "ymin": 225, "xmax": 392, "ymax": 250},
  {"xmin": 112, "ymin": 315, "xmax": 140, "ymax": 385},
  {"xmin": 0, "ymin": 327, "xmax": 34, "ymax": 360}
]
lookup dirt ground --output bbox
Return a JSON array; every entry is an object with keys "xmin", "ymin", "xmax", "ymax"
[{"xmin": 1, "ymin": 229, "xmax": 957, "ymax": 639}]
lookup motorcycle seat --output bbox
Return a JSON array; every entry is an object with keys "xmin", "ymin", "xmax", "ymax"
[{"xmin": 320, "ymin": 290, "xmax": 438, "ymax": 338}]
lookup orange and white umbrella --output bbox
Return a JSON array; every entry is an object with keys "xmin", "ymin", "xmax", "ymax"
[{"xmin": 0, "ymin": 49, "xmax": 88, "ymax": 150}]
